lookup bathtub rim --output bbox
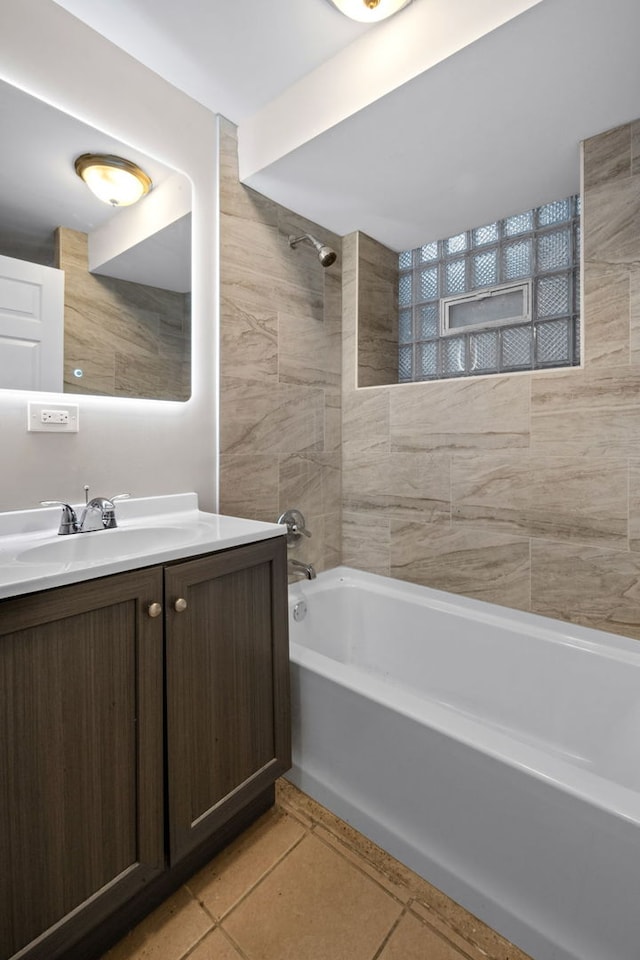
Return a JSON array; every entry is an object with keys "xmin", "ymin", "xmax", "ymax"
[
  {"xmin": 288, "ymin": 566, "xmax": 640, "ymax": 827},
  {"xmin": 289, "ymin": 565, "xmax": 640, "ymax": 667}
]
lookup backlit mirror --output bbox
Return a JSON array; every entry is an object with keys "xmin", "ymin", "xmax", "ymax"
[{"xmin": 0, "ymin": 77, "xmax": 191, "ymax": 401}]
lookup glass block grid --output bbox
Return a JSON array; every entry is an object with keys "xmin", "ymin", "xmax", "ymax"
[{"xmin": 398, "ymin": 194, "xmax": 580, "ymax": 382}]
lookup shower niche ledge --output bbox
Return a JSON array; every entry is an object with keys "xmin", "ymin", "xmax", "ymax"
[{"xmin": 0, "ymin": 498, "xmax": 290, "ymax": 960}]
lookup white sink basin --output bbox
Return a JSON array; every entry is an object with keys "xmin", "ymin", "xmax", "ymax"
[
  {"xmin": 17, "ymin": 525, "xmax": 194, "ymax": 564},
  {"xmin": 0, "ymin": 492, "xmax": 285, "ymax": 599}
]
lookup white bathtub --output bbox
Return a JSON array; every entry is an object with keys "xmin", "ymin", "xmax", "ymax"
[{"xmin": 287, "ymin": 566, "xmax": 640, "ymax": 960}]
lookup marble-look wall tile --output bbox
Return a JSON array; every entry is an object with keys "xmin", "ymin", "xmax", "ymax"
[
  {"xmin": 220, "ymin": 295, "xmax": 277, "ymax": 383},
  {"xmin": 336, "ymin": 121, "xmax": 640, "ymax": 637},
  {"xmin": 628, "ymin": 267, "xmax": 640, "ymax": 364},
  {"xmin": 220, "ymin": 378, "xmax": 324, "ymax": 456},
  {"xmin": 583, "ymin": 124, "xmax": 631, "ymax": 192},
  {"xmin": 531, "ymin": 540, "xmax": 640, "ymax": 639},
  {"xmin": 582, "ymin": 262, "xmax": 629, "ymax": 367},
  {"xmin": 341, "ymin": 233, "xmax": 359, "ymax": 389},
  {"xmin": 322, "ymin": 510, "xmax": 342, "ymax": 569},
  {"xmin": 583, "ymin": 175, "xmax": 640, "ymax": 265},
  {"xmin": 531, "ymin": 367, "xmax": 640, "ymax": 458},
  {"xmin": 452, "ymin": 453, "xmax": 627, "ymax": 549},
  {"xmin": 343, "ymin": 445, "xmax": 451, "ymax": 523},
  {"xmin": 385, "ymin": 452, "xmax": 451, "ymax": 524},
  {"xmin": 274, "ymin": 277, "xmax": 324, "ymax": 323},
  {"xmin": 218, "ymin": 259, "xmax": 274, "ymax": 313},
  {"xmin": 219, "ymin": 121, "xmax": 341, "ymax": 572},
  {"xmin": 627, "ymin": 460, "xmax": 640, "ymax": 553},
  {"xmin": 343, "ymin": 389, "xmax": 389, "ymax": 444},
  {"xmin": 220, "ymin": 213, "xmax": 284, "ymax": 282},
  {"xmin": 279, "ymin": 453, "xmax": 340, "ymax": 520},
  {"xmin": 324, "ymin": 393, "xmax": 342, "ymax": 454},
  {"xmin": 390, "ymin": 376, "xmax": 530, "ymax": 453},
  {"xmin": 357, "ymin": 234, "xmax": 398, "ymax": 388},
  {"xmin": 390, "ymin": 522, "xmax": 530, "ymax": 611},
  {"xmin": 218, "ymin": 118, "xmax": 278, "ymax": 226},
  {"xmin": 342, "ymin": 437, "xmax": 390, "ymax": 512},
  {"xmin": 324, "ymin": 269, "xmax": 343, "ymax": 325},
  {"xmin": 342, "ymin": 511, "xmax": 390, "ymax": 577},
  {"xmin": 219, "ymin": 454, "xmax": 279, "ymax": 522},
  {"xmin": 632, "ymin": 120, "xmax": 640, "ymax": 177},
  {"xmin": 279, "ymin": 312, "xmax": 341, "ymax": 390}
]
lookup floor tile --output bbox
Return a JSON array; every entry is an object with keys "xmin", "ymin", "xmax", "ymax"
[
  {"xmin": 377, "ymin": 911, "xmax": 470, "ymax": 960},
  {"xmin": 410, "ymin": 899, "xmax": 526, "ymax": 960},
  {"xmin": 187, "ymin": 807, "xmax": 306, "ymax": 919},
  {"xmin": 313, "ymin": 825, "xmax": 410, "ymax": 903},
  {"xmin": 222, "ymin": 833, "xmax": 402, "ymax": 960},
  {"xmin": 102, "ymin": 887, "xmax": 213, "ymax": 960},
  {"xmin": 187, "ymin": 928, "xmax": 246, "ymax": 960}
]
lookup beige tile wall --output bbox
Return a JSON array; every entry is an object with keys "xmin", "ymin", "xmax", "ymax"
[
  {"xmin": 218, "ymin": 119, "xmax": 342, "ymax": 573},
  {"xmin": 342, "ymin": 121, "xmax": 640, "ymax": 639},
  {"xmin": 57, "ymin": 227, "xmax": 190, "ymax": 400},
  {"xmin": 357, "ymin": 236, "xmax": 398, "ymax": 387}
]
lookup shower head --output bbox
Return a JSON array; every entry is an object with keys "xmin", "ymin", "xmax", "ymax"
[{"xmin": 289, "ymin": 233, "xmax": 337, "ymax": 268}]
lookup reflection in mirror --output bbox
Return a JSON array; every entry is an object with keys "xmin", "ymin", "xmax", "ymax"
[{"xmin": 0, "ymin": 78, "xmax": 191, "ymax": 401}]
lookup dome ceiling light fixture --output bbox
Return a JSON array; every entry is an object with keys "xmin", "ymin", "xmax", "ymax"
[
  {"xmin": 325, "ymin": 0, "xmax": 413, "ymax": 22},
  {"xmin": 74, "ymin": 153, "xmax": 152, "ymax": 207}
]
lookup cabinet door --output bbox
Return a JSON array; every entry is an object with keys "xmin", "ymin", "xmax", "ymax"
[
  {"xmin": 165, "ymin": 538, "xmax": 290, "ymax": 863},
  {"xmin": 0, "ymin": 569, "xmax": 164, "ymax": 960}
]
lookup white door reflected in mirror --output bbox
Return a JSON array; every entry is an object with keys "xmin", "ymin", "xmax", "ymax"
[{"xmin": 0, "ymin": 254, "xmax": 63, "ymax": 392}]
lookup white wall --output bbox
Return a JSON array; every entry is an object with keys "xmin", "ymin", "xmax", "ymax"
[{"xmin": 0, "ymin": 0, "xmax": 218, "ymax": 512}]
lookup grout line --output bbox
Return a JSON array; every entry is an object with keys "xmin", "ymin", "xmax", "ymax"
[
  {"xmin": 309, "ymin": 822, "xmax": 408, "ymax": 907},
  {"xmin": 217, "ymin": 925, "xmax": 255, "ymax": 960},
  {"xmin": 407, "ymin": 902, "xmax": 491, "ymax": 960},
  {"xmin": 177, "ymin": 924, "xmax": 219, "ymax": 960},
  {"xmin": 212, "ymin": 828, "xmax": 309, "ymax": 924},
  {"xmin": 276, "ymin": 785, "xmax": 531, "ymax": 960},
  {"xmin": 369, "ymin": 907, "xmax": 406, "ymax": 960}
]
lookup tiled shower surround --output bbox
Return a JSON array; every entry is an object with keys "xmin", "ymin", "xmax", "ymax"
[
  {"xmin": 218, "ymin": 119, "xmax": 341, "ymax": 574},
  {"xmin": 343, "ymin": 119, "xmax": 640, "ymax": 639},
  {"xmin": 220, "ymin": 116, "xmax": 640, "ymax": 640}
]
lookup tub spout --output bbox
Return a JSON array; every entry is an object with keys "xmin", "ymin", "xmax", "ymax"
[{"xmin": 288, "ymin": 558, "xmax": 317, "ymax": 580}]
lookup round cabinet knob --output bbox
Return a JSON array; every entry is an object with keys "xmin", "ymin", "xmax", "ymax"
[
  {"xmin": 174, "ymin": 598, "xmax": 188, "ymax": 613},
  {"xmin": 147, "ymin": 602, "xmax": 163, "ymax": 618}
]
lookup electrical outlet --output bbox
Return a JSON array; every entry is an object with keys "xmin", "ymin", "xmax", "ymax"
[
  {"xmin": 27, "ymin": 402, "xmax": 79, "ymax": 433},
  {"xmin": 41, "ymin": 409, "xmax": 69, "ymax": 424}
]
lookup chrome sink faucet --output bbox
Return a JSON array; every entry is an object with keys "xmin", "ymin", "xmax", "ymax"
[
  {"xmin": 78, "ymin": 496, "xmax": 127, "ymax": 532},
  {"xmin": 40, "ymin": 488, "xmax": 130, "ymax": 535}
]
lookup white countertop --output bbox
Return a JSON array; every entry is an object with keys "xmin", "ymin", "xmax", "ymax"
[{"xmin": 0, "ymin": 493, "xmax": 285, "ymax": 600}]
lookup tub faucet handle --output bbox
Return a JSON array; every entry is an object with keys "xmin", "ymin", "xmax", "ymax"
[{"xmin": 278, "ymin": 508, "xmax": 311, "ymax": 545}]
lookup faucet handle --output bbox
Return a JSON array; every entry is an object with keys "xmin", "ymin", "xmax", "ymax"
[
  {"xmin": 278, "ymin": 508, "xmax": 312, "ymax": 546},
  {"xmin": 40, "ymin": 500, "xmax": 79, "ymax": 536},
  {"xmin": 101, "ymin": 493, "xmax": 130, "ymax": 529}
]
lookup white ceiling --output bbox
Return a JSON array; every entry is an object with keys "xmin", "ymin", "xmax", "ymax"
[{"xmin": 51, "ymin": 0, "xmax": 640, "ymax": 251}]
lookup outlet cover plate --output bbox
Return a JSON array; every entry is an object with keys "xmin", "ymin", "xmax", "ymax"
[{"xmin": 27, "ymin": 402, "xmax": 80, "ymax": 433}]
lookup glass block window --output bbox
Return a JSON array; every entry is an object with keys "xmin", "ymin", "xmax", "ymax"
[{"xmin": 398, "ymin": 195, "xmax": 580, "ymax": 382}]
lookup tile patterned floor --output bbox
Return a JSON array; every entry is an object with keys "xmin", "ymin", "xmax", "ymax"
[{"xmin": 102, "ymin": 779, "xmax": 532, "ymax": 960}]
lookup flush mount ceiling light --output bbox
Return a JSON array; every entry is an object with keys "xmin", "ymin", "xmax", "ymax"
[
  {"xmin": 326, "ymin": 0, "xmax": 412, "ymax": 22},
  {"xmin": 74, "ymin": 153, "xmax": 152, "ymax": 207}
]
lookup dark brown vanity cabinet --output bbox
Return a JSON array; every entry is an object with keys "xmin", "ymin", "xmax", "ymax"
[
  {"xmin": 0, "ymin": 536, "xmax": 290, "ymax": 960},
  {"xmin": 165, "ymin": 539, "xmax": 290, "ymax": 863}
]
